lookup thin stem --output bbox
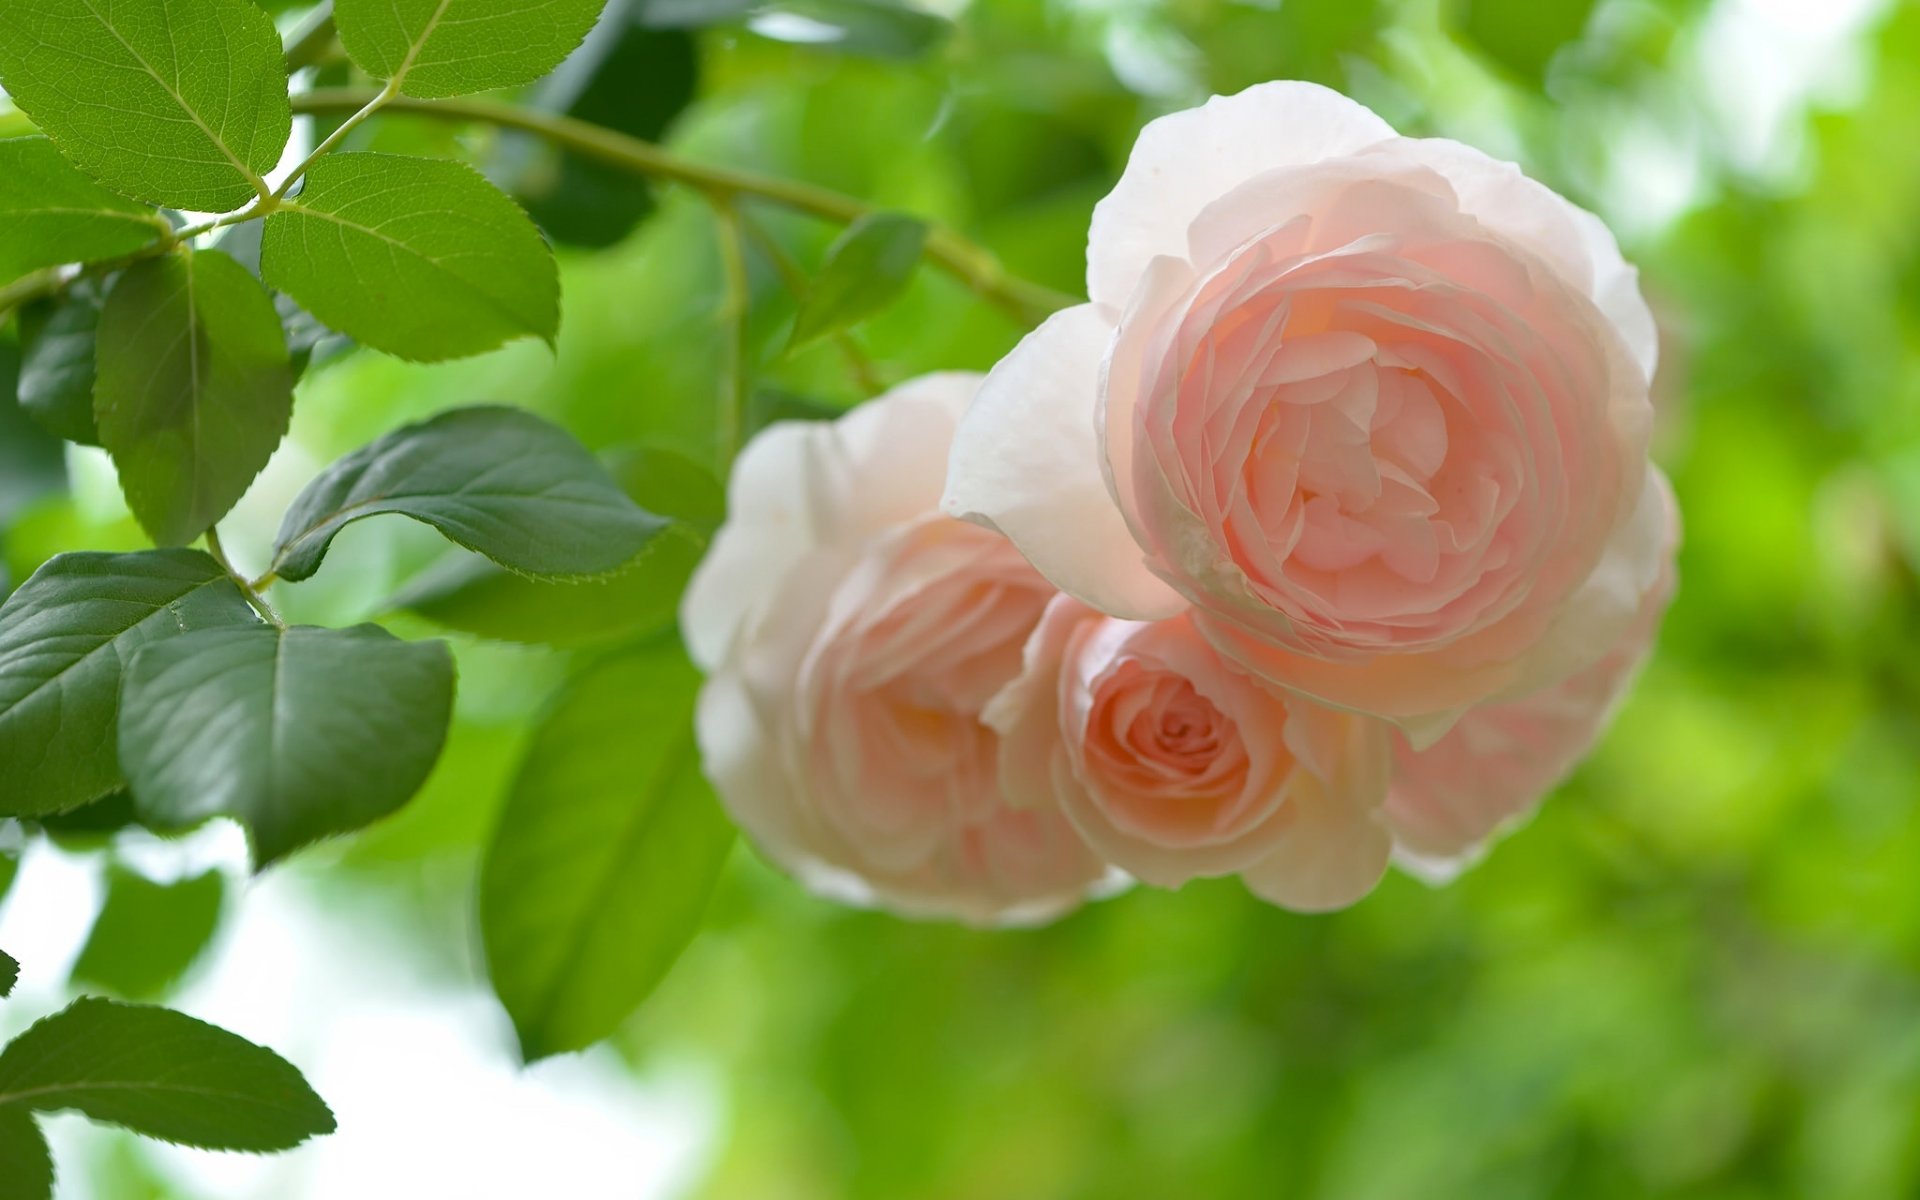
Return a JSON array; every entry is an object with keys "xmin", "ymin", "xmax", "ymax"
[
  {"xmin": 287, "ymin": 88, "xmax": 1079, "ymax": 325},
  {"xmin": 738, "ymin": 213, "xmax": 885, "ymax": 395},
  {"xmin": 713, "ymin": 199, "xmax": 754, "ymax": 467},
  {"xmin": 205, "ymin": 528, "xmax": 287, "ymax": 630},
  {"xmin": 273, "ymin": 80, "xmax": 396, "ymax": 200}
]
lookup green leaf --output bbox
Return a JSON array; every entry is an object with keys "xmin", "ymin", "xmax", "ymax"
[
  {"xmin": 0, "ymin": 997, "xmax": 334, "ymax": 1151},
  {"xmin": 70, "ymin": 866, "xmax": 225, "ymax": 1000},
  {"xmin": 789, "ymin": 212, "xmax": 927, "ymax": 348},
  {"xmin": 268, "ymin": 406, "xmax": 666, "ymax": 584},
  {"xmin": 480, "ymin": 640, "xmax": 733, "ymax": 1060},
  {"xmin": 0, "ymin": 551, "xmax": 258, "ymax": 817},
  {"xmin": 0, "ymin": 1109, "xmax": 51, "ymax": 1200},
  {"xmin": 212, "ymin": 222, "xmax": 347, "ymax": 382},
  {"xmin": 0, "ymin": 0, "xmax": 291, "ymax": 211},
  {"xmin": 1450, "ymin": 0, "xmax": 1599, "ymax": 87},
  {"xmin": 94, "ymin": 250, "xmax": 294, "ymax": 547},
  {"xmin": 0, "ymin": 139, "xmax": 167, "ymax": 284},
  {"xmin": 261, "ymin": 153, "xmax": 560, "ymax": 363},
  {"xmin": 397, "ymin": 525, "xmax": 705, "ymax": 647},
  {"xmin": 0, "ymin": 855, "xmax": 16, "ymax": 906},
  {"xmin": 392, "ymin": 445, "xmax": 719, "ymax": 646},
  {"xmin": 119, "ymin": 624, "xmax": 454, "ymax": 866},
  {"xmin": 17, "ymin": 283, "xmax": 107, "ymax": 446},
  {"xmin": 0, "ymin": 341, "xmax": 65, "ymax": 528},
  {"xmin": 335, "ymin": 0, "xmax": 610, "ymax": 99},
  {"xmin": 0, "ymin": 949, "xmax": 17, "ymax": 999}
]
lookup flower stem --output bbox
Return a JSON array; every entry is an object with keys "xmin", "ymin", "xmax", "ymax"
[{"xmin": 713, "ymin": 199, "xmax": 754, "ymax": 467}]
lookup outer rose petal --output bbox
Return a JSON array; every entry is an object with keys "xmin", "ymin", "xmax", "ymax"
[
  {"xmin": 1087, "ymin": 81, "xmax": 1396, "ymax": 308},
  {"xmin": 943, "ymin": 304, "xmax": 1186, "ymax": 620},
  {"xmin": 1387, "ymin": 138, "xmax": 1659, "ymax": 383},
  {"xmin": 684, "ymin": 371, "xmax": 980, "ymax": 668},
  {"xmin": 1386, "ymin": 475, "xmax": 1680, "ymax": 880},
  {"xmin": 1239, "ymin": 776, "xmax": 1394, "ymax": 912}
]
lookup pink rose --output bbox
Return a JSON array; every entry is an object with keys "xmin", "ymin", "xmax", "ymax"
[
  {"xmin": 944, "ymin": 81, "xmax": 1671, "ymax": 740},
  {"xmin": 1387, "ymin": 477, "xmax": 1681, "ymax": 879},
  {"xmin": 681, "ymin": 374, "xmax": 1110, "ymax": 924},
  {"xmin": 987, "ymin": 599, "xmax": 1394, "ymax": 911}
]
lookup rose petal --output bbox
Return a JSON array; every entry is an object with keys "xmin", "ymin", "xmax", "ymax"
[
  {"xmin": 1087, "ymin": 81, "xmax": 1396, "ymax": 309},
  {"xmin": 944, "ymin": 303, "xmax": 1187, "ymax": 620}
]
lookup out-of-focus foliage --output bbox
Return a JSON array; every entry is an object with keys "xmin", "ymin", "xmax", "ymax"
[{"xmin": 7, "ymin": 0, "xmax": 1920, "ymax": 1195}]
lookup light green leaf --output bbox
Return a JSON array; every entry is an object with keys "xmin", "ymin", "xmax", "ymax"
[
  {"xmin": 790, "ymin": 212, "xmax": 927, "ymax": 348},
  {"xmin": 0, "ymin": 1109, "xmax": 51, "ymax": 1200},
  {"xmin": 0, "ymin": 551, "xmax": 258, "ymax": 818},
  {"xmin": 70, "ymin": 867, "xmax": 225, "ymax": 1000},
  {"xmin": 119, "ymin": 624, "xmax": 455, "ymax": 867},
  {"xmin": 0, "ymin": 0, "xmax": 291, "ymax": 211},
  {"xmin": 393, "ymin": 446, "xmax": 719, "ymax": 647},
  {"xmin": 335, "ymin": 0, "xmax": 610, "ymax": 99},
  {"xmin": 0, "ymin": 139, "xmax": 167, "ymax": 284},
  {"xmin": 261, "ymin": 153, "xmax": 560, "ymax": 362},
  {"xmin": 0, "ymin": 949, "xmax": 17, "ymax": 999},
  {"xmin": 268, "ymin": 406, "xmax": 665, "ymax": 584},
  {"xmin": 0, "ymin": 998, "xmax": 334, "ymax": 1151},
  {"xmin": 480, "ymin": 640, "xmax": 733, "ymax": 1060},
  {"xmin": 94, "ymin": 250, "xmax": 294, "ymax": 547},
  {"xmin": 17, "ymin": 283, "xmax": 107, "ymax": 446}
]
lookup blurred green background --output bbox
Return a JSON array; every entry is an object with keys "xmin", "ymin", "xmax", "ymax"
[{"xmin": 7, "ymin": 0, "xmax": 1920, "ymax": 1195}]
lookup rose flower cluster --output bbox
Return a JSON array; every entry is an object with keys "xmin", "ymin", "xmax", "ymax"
[{"xmin": 682, "ymin": 82, "xmax": 1678, "ymax": 923}]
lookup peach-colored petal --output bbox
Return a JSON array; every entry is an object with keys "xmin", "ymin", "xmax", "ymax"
[
  {"xmin": 1087, "ymin": 81, "xmax": 1396, "ymax": 308},
  {"xmin": 943, "ymin": 303, "xmax": 1186, "ymax": 620}
]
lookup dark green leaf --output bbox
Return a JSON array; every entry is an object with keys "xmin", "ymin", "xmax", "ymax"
[
  {"xmin": 513, "ymin": 10, "xmax": 698, "ymax": 248},
  {"xmin": 0, "ymin": 0, "xmax": 291, "ymax": 211},
  {"xmin": 0, "ymin": 949, "xmax": 17, "ymax": 999},
  {"xmin": 94, "ymin": 250, "xmax": 294, "ymax": 547},
  {"xmin": 0, "ymin": 1109, "xmax": 51, "ymax": 1200},
  {"xmin": 0, "ymin": 855, "xmax": 16, "ymax": 906},
  {"xmin": 334, "ymin": 0, "xmax": 609, "ymax": 99},
  {"xmin": 392, "ymin": 446, "xmax": 719, "ymax": 646},
  {"xmin": 396, "ymin": 524, "xmax": 704, "ymax": 647},
  {"xmin": 70, "ymin": 867, "xmax": 225, "ymax": 1000},
  {"xmin": 0, "ymin": 551, "xmax": 257, "ymax": 817},
  {"xmin": 0, "ymin": 340, "xmax": 65, "ymax": 527},
  {"xmin": 16, "ymin": 283, "xmax": 107, "ymax": 446},
  {"xmin": 0, "ymin": 998, "xmax": 334, "ymax": 1151},
  {"xmin": 0, "ymin": 138, "xmax": 167, "ymax": 284},
  {"xmin": 269, "ymin": 406, "xmax": 665, "ymax": 584},
  {"xmin": 119, "ymin": 624, "xmax": 455, "ymax": 867},
  {"xmin": 261, "ymin": 153, "xmax": 560, "ymax": 362},
  {"xmin": 789, "ymin": 212, "xmax": 927, "ymax": 348},
  {"xmin": 1450, "ymin": 0, "xmax": 1599, "ymax": 86},
  {"xmin": 34, "ymin": 791, "xmax": 147, "ymax": 848},
  {"xmin": 481, "ymin": 640, "xmax": 733, "ymax": 1059}
]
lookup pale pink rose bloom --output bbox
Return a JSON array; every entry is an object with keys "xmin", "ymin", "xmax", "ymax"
[
  {"xmin": 682, "ymin": 374, "xmax": 1110, "ymax": 924},
  {"xmin": 987, "ymin": 598, "xmax": 1395, "ymax": 911},
  {"xmin": 944, "ymin": 81, "xmax": 1670, "ymax": 743},
  {"xmin": 1387, "ymin": 478, "xmax": 1681, "ymax": 880}
]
